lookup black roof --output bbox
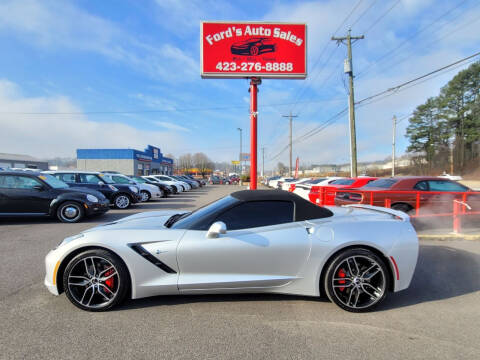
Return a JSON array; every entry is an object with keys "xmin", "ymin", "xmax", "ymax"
[
  {"xmin": 0, "ymin": 170, "xmax": 42, "ymax": 176},
  {"xmin": 231, "ymin": 190, "xmax": 333, "ymax": 221}
]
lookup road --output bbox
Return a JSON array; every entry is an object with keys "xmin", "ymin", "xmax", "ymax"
[{"xmin": 1, "ymin": 185, "xmax": 479, "ymax": 359}]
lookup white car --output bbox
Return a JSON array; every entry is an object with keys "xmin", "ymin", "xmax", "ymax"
[
  {"xmin": 293, "ymin": 177, "xmax": 344, "ymax": 200},
  {"xmin": 281, "ymin": 178, "xmax": 313, "ymax": 191},
  {"xmin": 153, "ymin": 175, "xmax": 191, "ymax": 191},
  {"xmin": 269, "ymin": 177, "xmax": 293, "ymax": 189},
  {"xmin": 102, "ymin": 173, "xmax": 163, "ymax": 202},
  {"xmin": 142, "ymin": 176, "xmax": 183, "ymax": 193},
  {"xmin": 45, "ymin": 190, "xmax": 418, "ymax": 313}
]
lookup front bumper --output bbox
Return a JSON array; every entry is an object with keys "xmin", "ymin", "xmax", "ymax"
[
  {"xmin": 151, "ymin": 192, "xmax": 163, "ymax": 200},
  {"xmin": 44, "ymin": 249, "xmax": 61, "ymax": 296},
  {"xmin": 84, "ymin": 198, "xmax": 110, "ymax": 216}
]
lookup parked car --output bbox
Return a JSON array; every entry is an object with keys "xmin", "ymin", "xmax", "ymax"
[
  {"xmin": 178, "ymin": 175, "xmax": 202, "ymax": 187},
  {"xmin": 142, "ymin": 176, "xmax": 180, "ymax": 194},
  {"xmin": 131, "ymin": 176, "xmax": 171, "ymax": 197},
  {"xmin": 151, "ymin": 175, "xmax": 189, "ymax": 192},
  {"xmin": 309, "ymin": 177, "xmax": 378, "ymax": 205},
  {"xmin": 209, "ymin": 175, "xmax": 221, "ymax": 184},
  {"xmin": 45, "ymin": 190, "xmax": 418, "ymax": 312},
  {"xmin": 45, "ymin": 171, "xmax": 141, "ymax": 209},
  {"xmin": 170, "ymin": 175, "xmax": 198, "ymax": 189},
  {"xmin": 293, "ymin": 177, "xmax": 343, "ymax": 200},
  {"xmin": 334, "ymin": 176, "xmax": 479, "ymax": 214},
  {"xmin": 0, "ymin": 171, "xmax": 109, "ymax": 222},
  {"xmin": 101, "ymin": 173, "xmax": 163, "ymax": 202}
]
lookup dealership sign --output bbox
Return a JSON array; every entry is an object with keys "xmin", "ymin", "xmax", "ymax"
[{"xmin": 201, "ymin": 22, "xmax": 307, "ymax": 78}]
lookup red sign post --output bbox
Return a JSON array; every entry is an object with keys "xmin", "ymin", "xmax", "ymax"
[{"xmin": 201, "ymin": 22, "xmax": 307, "ymax": 189}]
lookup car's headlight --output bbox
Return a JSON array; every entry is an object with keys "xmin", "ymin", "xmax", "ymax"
[
  {"xmin": 129, "ymin": 186, "xmax": 139, "ymax": 193},
  {"xmin": 57, "ymin": 233, "xmax": 84, "ymax": 248},
  {"xmin": 108, "ymin": 185, "xmax": 118, "ymax": 191},
  {"xmin": 86, "ymin": 194, "xmax": 99, "ymax": 203}
]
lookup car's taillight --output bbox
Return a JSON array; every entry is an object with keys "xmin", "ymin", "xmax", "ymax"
[
  {"xmin": 310, "ymin": 186, "xmax": 320, "ymax": 194},
  {"xmin": 289, "ymin": 184, "xmax": 296, "ymax": 192},
  {"xmin": 336, "ymin": 192, "xmax": 362, "ymax": 202}
]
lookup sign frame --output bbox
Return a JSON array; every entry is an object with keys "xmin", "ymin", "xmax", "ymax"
[{"xmin": 200, "ymin": 21, "xmax": 307, "ymax": 79}]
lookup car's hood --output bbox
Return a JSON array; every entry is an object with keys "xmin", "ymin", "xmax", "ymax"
[
  {"xmin": 83, "ymin": 210, "xmax": 183, "ymax": 232},
  {"xmin": 59, "ymin": 187, "xmax": 106, "ymax": 198}
]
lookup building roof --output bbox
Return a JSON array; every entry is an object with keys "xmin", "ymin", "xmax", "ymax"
[{"xmin": 0, "ymin": 153, "xmax": 45, "ymax": 162}]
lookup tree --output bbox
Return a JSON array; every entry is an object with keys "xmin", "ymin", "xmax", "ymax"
[
  {"xmin": 192, "ymin": 152, "xmax": 214, "ymax": 176},
  {"xmin": 277, "ymin": 162, "xmax": 287, "ymax": 175}
]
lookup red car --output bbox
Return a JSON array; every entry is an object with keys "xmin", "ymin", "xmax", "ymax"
[
  {"xmin": 334, "ymin": 176, "xmax": 479, "ymax": 214},
  {"xmin": 309, "ymin": 177, "xmax": 378, "ymax": 205}
]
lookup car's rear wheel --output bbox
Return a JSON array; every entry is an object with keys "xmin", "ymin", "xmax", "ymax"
[
  {"xmin": 140, "ymin": 190, "xmax": 150, "ymax": 202},
  {"xmin": 63, "ymin": 249, "xmax": 129, "ymax": 311},
  {"xmin": 57, "ymin": 201, "xmax": 84, "ymax": 223},
  {"xmin": 324, "ymin": 248, "xmax": 389, "ymax": 312},
  {"xmin": 391, "ymin": 203, "xmax": 413, "ymax": 214},
  {"xmin": 113, "ymin": 194, "xmax": 131, "ymax": 209}
]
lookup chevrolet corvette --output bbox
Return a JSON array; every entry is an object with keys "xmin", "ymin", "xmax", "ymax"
[{"xmin": 45, "ymin": 190, "xmax": 418, "ymax": 312}]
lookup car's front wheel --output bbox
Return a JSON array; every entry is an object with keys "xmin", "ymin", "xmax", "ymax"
[
  {"xmin": 63, "ymin": 249, "xmax": 129, "ymax": 311},
  {"xmin": 324, "ymin": 248, "xmax": 389, "ymax": 312},
  {"xmin": 56, "ymin": 201, "xmax": 84, "ymax": 223},
  {"xmin": 140, "ymin": 190, "xmax": 150, "ymax": 202},
  {"xmin": 113, "ymin": 194, "xmax": 131, "ymax": 209}
]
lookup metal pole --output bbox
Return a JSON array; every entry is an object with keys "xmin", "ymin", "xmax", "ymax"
[
  {"xmin": 332, "ymin": 29, "xmax": 364, "ymax": 178},
  {"xmin": 282, "ymin": 112, "xmax": 298, "ymax": 177},
  {"xmin": 237, "ymin": 127, "xmax": 242, "ymax": 175},
  {"xmin": 392, "ymin": 115, "xmax": 396, "ymax": 177},
  {"xmin": 262, "ymin": 147, "xmax": 265, "ymax": 178},
  {"xmin": 249, "ymin": 78, "xmax": 260, "ymax": 190}
]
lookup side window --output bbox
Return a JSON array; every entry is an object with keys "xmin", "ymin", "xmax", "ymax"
[
  {"xmin": 0, "ymin": 175, "xmax": 42, "ymax": 189},
  {"xmin": 214, "ymin": 201, "xmax": 294, "ymax": 230},
  {"xmin": 427, "ymin": 180, "xmax": 468, "ymax": 192},
  {"xmin": 413, "ymin": 181, "xmax": 428, "ymax": 191},
  {"xmin": 56, "ymin": 173, "xmax": 76, "ymax": 183},
  {"xmin": 79, "ymin": 174, "xmax": 102, "ymax": 184}
]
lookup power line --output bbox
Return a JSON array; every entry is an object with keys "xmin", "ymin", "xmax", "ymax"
[
  {"xmin": 350, "ymin": 0, "xmax": 378, "ymax": 29},
  {"xmin": 362, "ymin": 0, "xmax": 401, "ymax": 34}
]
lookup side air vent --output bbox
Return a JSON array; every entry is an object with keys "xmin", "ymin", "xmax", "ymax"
[{"xmin": 129, "ymin": 244, "xmax": 177, "ymax": 273}]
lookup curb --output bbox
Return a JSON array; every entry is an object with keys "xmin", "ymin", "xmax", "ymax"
[{"xmin": 418, "ymin": 234, "xmax": 480, "ymax": 241}]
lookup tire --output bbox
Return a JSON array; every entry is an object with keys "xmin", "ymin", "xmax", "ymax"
[
  {"xmin": 140, "ymin": 190, "xmax": 150, "ymax": 202},
  {"xmin": 391, "ymin": 203, "xmax": 413, "ymax": 214},
  {"xmin": 323, "ymin": 248, "xmax": 389, "ymax": 312},
  {"xmin": 171, "ymin": 185, "xmax": 178, "ymax": 194},
  {"xmin": 56, "ymin": 201, "xmax": 84, "ymax": 223},
  {"xmin": 63, "ymin": 249, "xmax": 130, "ymax": 312},
  {"xmin": 250, "ymin": 45, "xmax": 259, "ymax": 56},
  {"xmin": 113, "ymin": 193, "xmax": 131, "ymax": 209}
]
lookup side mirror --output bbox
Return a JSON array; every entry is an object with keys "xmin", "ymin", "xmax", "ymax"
[
  {"xmin": 206, "ymin": 221, "xmax": 227, "ymax": 238},
  {"xmin": 33, "ymin": 185, "xmax": 44, "ymax": 191},
  {"xmin": 98, "ymin": 181, "xmax": 105, "ymax": 185}
]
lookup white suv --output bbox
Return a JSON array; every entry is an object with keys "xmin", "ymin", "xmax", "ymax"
[{"xmin": 102, "ymin": 173, "xmax": 163, "ymax": 202}]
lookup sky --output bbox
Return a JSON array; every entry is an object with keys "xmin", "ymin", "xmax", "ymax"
[{"xmin": 0, "ymin": 0, "xmax": 479, "ymax": 170}]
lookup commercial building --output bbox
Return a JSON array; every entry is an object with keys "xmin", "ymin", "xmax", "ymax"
[
  {"xmin": 0, "ymin": 153, "xmax": 49, "ymax": 170},
  {"xmin": 77, "ymin": 145, "xmax": 173, "ymax": 176}
]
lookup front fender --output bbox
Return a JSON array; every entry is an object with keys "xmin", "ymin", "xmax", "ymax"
[{"xmin": 49, "ymin": 194, "xmax": 87, "ymax": 216}]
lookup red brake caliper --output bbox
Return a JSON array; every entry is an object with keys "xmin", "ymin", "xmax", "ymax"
[
  {"xmin": 104, "ymin": 269, "xmax": 115, "ymax": 290},
  {"xmin": 338, "ymin": 268, "xmax": 346, "ymax": 292}
]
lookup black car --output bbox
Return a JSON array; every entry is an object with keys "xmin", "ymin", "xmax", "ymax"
[
  {"xmin": 230, "ymin": 37, "xmax": 276, "ymax": 56},
  {"xmin": 0, "ymin": 171, "xmax": 109, "ymax": 223},
  {"xmin": 130, "ymin": 176, "xmax": 171, "ymax": 197},
  {"xmin": 46, "ymin": 171, "xmax": 142, "ymax": 209}
]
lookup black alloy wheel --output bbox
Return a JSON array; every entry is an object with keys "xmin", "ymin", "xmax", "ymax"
[
  {"xmin": 63, "ymin": 249, "xmax": 129, "ymax": 311},
  {"xmin": 324, "ymin": 248, "xmax": 389, "ymax": 312},
  {"xmin": 57, "ymin": 201, "xmax": 85, "ymax": 223}
]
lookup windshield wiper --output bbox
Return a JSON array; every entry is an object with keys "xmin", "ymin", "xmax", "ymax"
[{"xmin": 164, "ymin": 212, "xmax": 190, "ymax": 228}]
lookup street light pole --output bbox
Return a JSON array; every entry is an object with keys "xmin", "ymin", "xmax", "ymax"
[{"xmin": 237, "ymin": 127, "xmax": 242, "ymax": 175}]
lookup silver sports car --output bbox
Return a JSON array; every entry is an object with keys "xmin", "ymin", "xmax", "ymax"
[{"xmin": 45, "ymin": 190, "xmax": 418, "ymax": 312}]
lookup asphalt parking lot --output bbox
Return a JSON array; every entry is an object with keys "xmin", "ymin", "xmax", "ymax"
[{"xmin": 1, "ymin": 185, "xmax": 479, "ymax": 359}]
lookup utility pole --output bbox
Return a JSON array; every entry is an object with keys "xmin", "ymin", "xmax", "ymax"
[
  {"xmin": 237, "ymin": 127, "xmax": 242, "ymax": 175},
  {"xmin": 332, "ymin": 29, "xmax": 364, "ymax": 177},
  {"xmin": 282, "ymin": 112, "xmax": 298, "ymax": 177},
  {"xmin": 392, "ymin": 115, "xmax": 396, "ymax": 177},
  {"xmin": 261, "ymin": 147, "xmax": 265, "ymax": 178}
]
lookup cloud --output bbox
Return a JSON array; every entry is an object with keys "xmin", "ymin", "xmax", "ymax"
[
  {"xmin": 0, "ymin": 80, "xmax": 187, "ymax": 158},
  {"xmin": 153, "ymin": 121, "xmax": 190, "ymax": 132},
  {"xmin": 0, "ymin": 0, "xmax": 198, "ymax": 83}
]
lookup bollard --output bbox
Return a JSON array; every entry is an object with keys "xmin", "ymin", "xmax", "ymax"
[
  {"xmin": 453, "ymin": 200, "xmax": 461, "ymax": 234},
  {"xmin": 384, "ymin": 199, "xmax": 391, "ymax": 208}
]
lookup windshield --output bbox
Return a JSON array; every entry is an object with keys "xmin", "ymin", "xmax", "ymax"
[
  {"xmin": 170, "ymin": 195, "xmax": 238, "ymax": 230},
  {"xmin": 364, "ymin": 179, "xmax": 397, "ymax": 188},
  {"xmin": 96, "ymin": 173, "xmax": 115, "ymax": 184},
  {"xmin": 131, "ymin": 176, "xmax": 147, "ymax": 183},
  {"xmin": 307, "ymin": 178, "xmax": 327, "ymax": 184},
  {"xmin": 39, "ymin": 174, "xmax": 69, "ymax": 189}
]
